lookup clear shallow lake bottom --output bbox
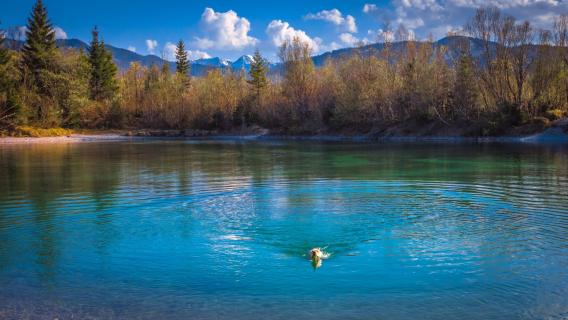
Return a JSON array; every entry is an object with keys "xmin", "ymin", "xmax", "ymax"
[{"xmin": 0, "ymin": 140, "xmax": 567, "ymax": 319}]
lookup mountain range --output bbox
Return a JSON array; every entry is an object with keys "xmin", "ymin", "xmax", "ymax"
[{"xmin": 4, "ymin": 36, "xmax": 498, "ymax": 76}]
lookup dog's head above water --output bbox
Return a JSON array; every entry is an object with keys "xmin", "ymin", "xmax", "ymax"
[
  {"xmin": 310, "ymin": 248, "xmax": 323, "ymax": 260},
  {"xmin": 309, "ymin": 248, "xmax": 330, "ymax": 270}
]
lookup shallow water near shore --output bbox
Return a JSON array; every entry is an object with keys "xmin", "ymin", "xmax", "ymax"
[{"xmin": 1, "ymin": 140, "xmax": 567, "ymax": 319}]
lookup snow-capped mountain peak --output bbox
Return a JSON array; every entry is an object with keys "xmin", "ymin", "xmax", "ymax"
[
  {"xmin": 193, "ymin": 57, "xmax": 231, "ymax": 68},
  {"xmin": 230, "ymin": 55, "xmax": 255, "ymax": 70}
]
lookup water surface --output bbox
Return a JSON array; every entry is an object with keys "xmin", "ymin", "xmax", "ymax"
[{"xmin": 1, "ymin": 141, "xmax": 567, "ymax": 319}]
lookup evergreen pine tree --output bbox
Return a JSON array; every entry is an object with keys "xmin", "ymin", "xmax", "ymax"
[
  {"xmin": 175, "ymin": 40, "xmax": 190, "ymax": 77},
  {"xmin": 88, "ymin": 26, "xmax": 102, "ymax": 99},
  {"xmin": 100, "ymin": 42, "xmax": 118, "ymax": 98},
  {"xmin": 21, "ymin": 0, "xmax": 57, "ymax": 83},
  {"xmin": 248, "ymin": 49, "xmax": 267, "ymax": 105},
  {"xmin": 239, "ymin": 49, "xmax": 268, "ymax": 128},
  {"xmin": 88, "ymin": 26, "xmax": 118, "ymax": 101},
  {"xmin": 20, "ymin": 0, "xmax": 62, "ymax": 123}
]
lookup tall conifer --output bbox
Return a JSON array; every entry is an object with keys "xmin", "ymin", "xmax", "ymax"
[
  {"xmin": 175, "ymin": 40, "xmax": 190, "ymax": 77},
  {"xmin": 21, "ymin": 0, "xmax": 57, "ymax": 87},
  {"xmin": 88, "ymin": 26, "xmax": 118, "ymax": 101},
  {"xmin": 248, "ymin": 49, "xmax": 267, "ymax": 105}
]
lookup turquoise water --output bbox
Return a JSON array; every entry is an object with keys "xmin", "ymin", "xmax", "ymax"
[{"xmin": 0, "ymin": 141, "xmax": 567, "ymax": 319}]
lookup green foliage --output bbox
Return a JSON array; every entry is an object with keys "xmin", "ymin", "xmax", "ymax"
[
  {"xmin": 0, "ymin": 44, "xmax": 26, "ymax": 125},
  {"xmin": 18, "ymin": 0, "xmax": 75, "ymax": 127},
  {"xmin": 240, "ymin": 49, "xmax": 268, "ymax": 127},
  {"xmin": 5, "ymin": 89, "xmax": 25, "ymax": 124},
  {"xmin": 0, "ymin": 30, "xmax": 23, "ymax": 127},
  {"xmin": 88, "ymin": 27, "xmax": 118, "ymax": 101},
  {"xmin": 248, "ymin": 49, "xmax": 268, "ymax": 95},
  {"xmin": 175, "ymin": 40, "xmax": 190, "ymax": 77},
  {"xmin": 21, "ymin": 0, "xmax": 57, "ymax": 88},
  {"xmin": 61, "ymin": 49, "xmax": 91, "ymax": 126}
]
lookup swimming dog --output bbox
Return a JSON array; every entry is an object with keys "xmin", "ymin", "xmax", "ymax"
[
  {"xmin": 310, "ymin": 248, "xmax": 324, "ymax": 260},
  {"xmin": 309, "ymin": 247, "xmax": 330, "ymax": 270}
]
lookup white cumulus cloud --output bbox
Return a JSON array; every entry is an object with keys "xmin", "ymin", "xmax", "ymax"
[
  {"xmin": 127, "ymin": 46, "xmax": 136, "ymax": 52},
  {"xmin": 339, "ymin": 33, "xmax": 360, "ymax": 46},
  {"xmin": 193, "ymin": 7, "xmax": 258, "ymax": 50},
  {"xmin": 345, "ymin": 16, "xmax": 357, "ymax": 34},
  {"xmin": 163, "ymin": 42, "xmax": 211, "ymax": 62},
  {"xmin": 361, "ymin": 0, "xmax": 567, "ymax": 41},
  {"xmin": 363, "ymin": 4, "xmax": 379, "ymax": 13},
  {"xmin": 188, "ymin": 50, "xmax": 212, "ymax": 60},
  {"xmin": 305, "ymin": 9, "xmax": 358, "ymax": 33},
  {"xmin": 449, "ymin": 0, "xmax": 559, "ymax": 9},
  {"xmin": 266, "ymin": 20, "xmax": 322, "ymax": 52},
  {"xmin": 397, "ymin": 17, "xmax": 425, "ymax": 29},
  {"xmin": 163, "ymin": 42, "xmax": 177, "ymax": 61},
  {"xmin": 404, "ymin": 0, "xmax": 568, "ymax": 38},
  {"xmin": 320, "ymin": 41, "xmax": 343, "ymax": 52},
  {"xmin": 54, "ymin": 26, "xmax": 67, "ymax": 39},
  {"xmin": 146, "ymin": 39, "xmax": 158, "ymax": 54}
]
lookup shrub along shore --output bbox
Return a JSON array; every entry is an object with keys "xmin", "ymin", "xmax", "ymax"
[{"xmin": 1, "ymin": 1, "xmax": 568, "ymax": 139}]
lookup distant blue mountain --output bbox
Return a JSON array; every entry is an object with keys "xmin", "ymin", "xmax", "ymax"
[
  {"xmin": 95, "ymin": 42, "xmax": 217, "ymax": 77},
  {"xmin": 5, "ymin": 38, "xmax": 216, "ymax": 76},
  {"xmin": 311, "ymin": 36, "xmax": 491, "ymax": 67},
  {"xmin": 4, "ymin": 36, "xmax": 518, "ymax": 76}
]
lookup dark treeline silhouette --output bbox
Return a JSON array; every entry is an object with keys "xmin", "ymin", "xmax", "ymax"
[{"xmin": 0, "ymin": 1, "xmax": 567, "ymax": 136}]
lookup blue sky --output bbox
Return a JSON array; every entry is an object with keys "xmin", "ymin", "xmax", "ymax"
[{"xmin": 3, "ymin": 0, "xmax": 566, "ymax": 61}]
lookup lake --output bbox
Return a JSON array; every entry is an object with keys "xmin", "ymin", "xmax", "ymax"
[{"xmin": 0, "ymin": 140, "xmax": 567, "ymax": 319}]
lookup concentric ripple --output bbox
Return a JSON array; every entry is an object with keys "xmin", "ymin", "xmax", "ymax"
[{"xmin": 0, "ymin": 141, "xmax": 567, "ymax": 320}]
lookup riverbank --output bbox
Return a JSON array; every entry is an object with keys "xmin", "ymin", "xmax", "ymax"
[{"xmin": 1, "ymin": 119, "xmax": 567, "ymax": 145}]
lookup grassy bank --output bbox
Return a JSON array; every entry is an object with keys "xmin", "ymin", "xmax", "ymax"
[{"xmin": 0, "ymin": 126, "xmax": 73, "ymax": 138}]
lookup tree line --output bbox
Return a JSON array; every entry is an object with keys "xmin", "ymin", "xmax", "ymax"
[{"xmin": 1, "ymin": 1, "xmax": 567, "ymax": 136}]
